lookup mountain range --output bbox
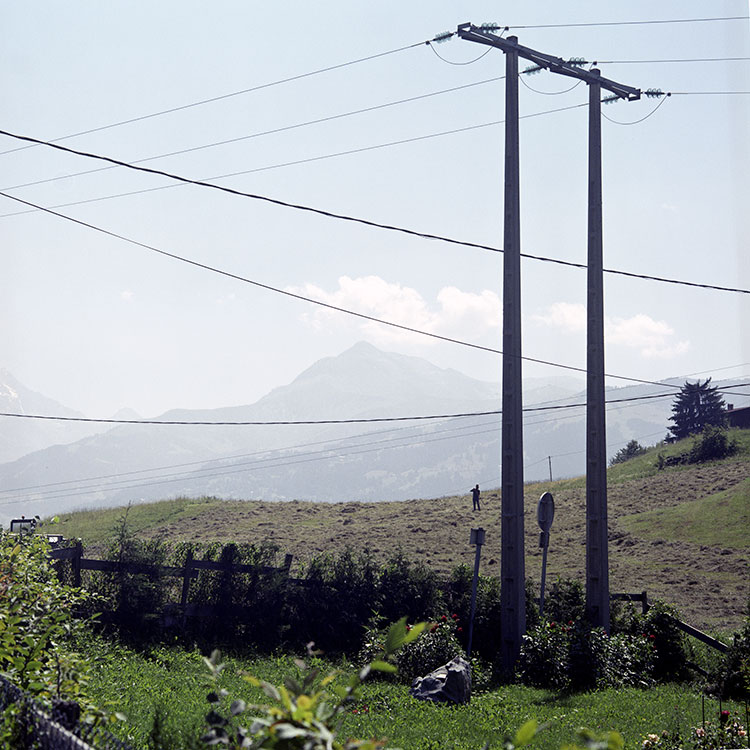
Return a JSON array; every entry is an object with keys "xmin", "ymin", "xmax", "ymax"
[{"xmin": 1, "ymin": 343, "xmax": 748, "ymax": 524}]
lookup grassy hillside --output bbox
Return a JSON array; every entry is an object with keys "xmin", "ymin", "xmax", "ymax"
[{"xmin": 43, "ymin": 429, "xmax": 750, "ymax": 631}]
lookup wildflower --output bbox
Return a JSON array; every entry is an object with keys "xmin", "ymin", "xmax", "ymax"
[
  {"xmin": 549, "ymin": 621, "xmax": 556, "ymax": 628},
  {"xmin": 694, "ymin": 728, "xmax": 705, "ymax": 738},
  {"xmin": 649, "ymin": 634, "xmax": 655, "ymax": 639},
  {"xmin": 456, "ymin": 627, "xmax": 463, "ymax": 633},
  {"xmin": 568, "ymin": 620, "xmax": 573, "ymax": 625},
  {"xmin": 441, "ymin": 615, "xmax": 448, "ymax": 622},
  {"xmin": 452, "ymin": 613, "xmax": 459, "ymax": 620},
  {"xmin": 430, "ymin": 624, "xmax": 439, "ymax": 633},
  {"xmin": 405, "ymin": 624, "xmax": 411, "ymax": 632},
  {"xmin": 720, "ymin": 710, "xmax": 730, "ymax": 724}
]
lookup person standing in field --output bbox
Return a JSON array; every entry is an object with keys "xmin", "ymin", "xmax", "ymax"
[{"xmin": 471, "ymin": 484, "xmax": 481, "ymax": 511}]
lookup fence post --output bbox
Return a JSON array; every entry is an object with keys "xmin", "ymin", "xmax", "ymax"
[
  {"xmin": 181, "ymin": 550, "xmax": 194, "ymax": 608},
  {"xmin": 282, "ymin": 553, "xmax": 293, "ymax": 574},
  {"xmin": 72, "ymin": 541, "xmax": 83, "ymax": 588},
  {"xmin": 641, "ymin": 590, "xmax": 649, "ymax": 614}
]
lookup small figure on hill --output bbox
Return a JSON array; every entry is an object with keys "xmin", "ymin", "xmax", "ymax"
[{"xmin": 471, "ymin": 484, "xmax": 481, "ymax": 511}]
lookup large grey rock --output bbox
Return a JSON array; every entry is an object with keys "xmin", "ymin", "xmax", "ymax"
[{"xmin": 409, "ymin": 656, "xmax": 471, "ymax": 704}]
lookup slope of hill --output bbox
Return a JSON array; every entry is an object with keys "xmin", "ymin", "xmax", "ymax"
[{"xmin": 45, "ymin": 430, "xmax": 750, "ymax": 632}]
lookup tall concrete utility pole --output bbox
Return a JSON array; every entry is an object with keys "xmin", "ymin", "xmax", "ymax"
[
  {"xmin": 586, "ymin": 70, "xmax": 609, "ymax": 631},
  {"xmin": 498, "ymin": 38, "xmax": 525, "ymax": 676},
  {"xmin": 456, "ymin": 23, "xmax": 640, "ymax": 653}
]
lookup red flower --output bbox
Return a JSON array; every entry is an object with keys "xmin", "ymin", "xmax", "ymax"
[
  {"xmin": 457, "ymin": 627, "xmax": 463, "ymax": 633},
  {"xmin": 720, "ymin": 710, "xmax": 730, "ymax": 724},
  {"xmin": 549, "ymin": 621, "xmax": 556, "ymax": 628},
  {"xmin": 441, "ymin": 615, "xmax": 448, "ymax": 622},
  {"xmin": 452, "ymin": 614, "xmax": 459, "ymax": 620},
  {"xmin": 430, "ymin": 624, "xmax": 439, "ymax": 633},
  {"xmin": 405, "ymin": 624, "xmax": 412, "ymax": 632},
  {"xmin": 568, "ymin": 620, "xmax": 573, "ymax": 626},
  {"xmin": 649, "ymin": 634, "xmax": 656, "ymax": 639}
]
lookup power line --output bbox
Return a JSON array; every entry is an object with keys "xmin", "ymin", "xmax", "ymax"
[
  {"xmin": 591, "ymin": 57, "xmax": 750, "ymax": 65},
  {"xmin": 0, "ymin": 395, "xmax": 681, "ymax": 504},
  {"xmin": 0, "ymin": 41, "xmax": 427, "ymax": 158},
  {"xmin": 17, "ymin": 366, "xmax": 746, "ymax": 496},
  {"xmin": 4, "ymin": 381, "xmax": 746, "ymax": 502},
  {"xmin": 505, "ymin": 16, "xmax": 750, "ymax": 30},
  {"xmin": 601, "ymin": 94, "xmax": 670, "ymax": 125},
  {"xmin": 0, "ymin": 119, "xmax": 509, "ymax": 220},
  {"xmin": 2, "ymin": 76, "xmax": 508, "ymax": 193},
  {"xmin": 4, "ymin": 191, "xmax": 747, "ymax": 397},
  {"xmin": 0, "ymin": 391, "xmax": 703, "ymax": 427},
  {"xmin": 1, "ymin": 136, "xmax": 748, "ymax": 297}
]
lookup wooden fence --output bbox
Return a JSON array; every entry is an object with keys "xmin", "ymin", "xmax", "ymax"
[
  {"xmin": 50, "ymin": 542, "xmax": 294, "ymax": 620},
  {"xmin": 49, "ymin": 545, "xmax": 731, "ymax": 653}
]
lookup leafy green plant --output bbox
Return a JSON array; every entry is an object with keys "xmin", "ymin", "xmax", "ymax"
[
  {"xmin": 518, "ymin": 619, "xmax": 656, "ymax": 692},
  {"xmin": 0, "ymin": 530, "xmax": 120, "ymax": 743},
  {"xmin": 201, "ymin": 617, "xmax": 426, "ymax": 749}
]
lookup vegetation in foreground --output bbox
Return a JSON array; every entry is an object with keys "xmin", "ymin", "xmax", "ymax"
[
  {"xmin": 2, "ymin": 528, "xmax": 750, "ymax": 749},
  {"xmin": 76, "ymin": 637, "xmax": 749, "ymax": 750}
]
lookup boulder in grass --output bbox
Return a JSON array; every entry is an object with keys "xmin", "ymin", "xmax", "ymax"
[{"xmin": 409, "ymin": 656, "xmax": 471, "ymax": 704}]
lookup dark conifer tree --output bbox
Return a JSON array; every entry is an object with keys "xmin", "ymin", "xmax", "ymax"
[{"xmin": 668, "ymin": 378, "xmax": 726, "ymax": 440}]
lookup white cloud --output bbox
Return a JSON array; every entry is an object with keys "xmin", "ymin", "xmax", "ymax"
[
  {"xmin": 286, "ymin": 276, "xmax": 501, "ymax": 345},
  {"xmin": 532, "ymin": 304, "xmax": 690, "ymax": 359},
  {"xmin": 120, "ymin": 290, "xmax": 134, "ymax": 302},
  {"xmin": 531, "ymin": 302, "xmax": 586, "ymax": 333}
]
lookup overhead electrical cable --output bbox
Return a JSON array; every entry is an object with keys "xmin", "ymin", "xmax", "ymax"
[
  {"xmin": 2, "ymin": 76, "xmax": 509, "ymax": 193},
  {"xmin": 5, "ymin": 382, "xmax": 746, "ymax": 501},
  {"xmin": 601, "ymin": 94, "xmax": 670, "ymax": 124},
  {"xmin": 0, "ymin": 40, "xmax": 428, "ymax": 157},
  {"xmin": 589, "ymin": 57, "xmax": 750, "ymax": 65},
  {"xmin": 0, "ymin": 120, "xmax": 509, "ymax": 220},
  {"xmin": 1, "ymin": 137, "xmax": 748, "ymax": 296},
  {"xmin": 505, "ymin": 16, "xmax": 750, "ymax": 30},
  {"xmin": 0, "ymin": 392, "xmax": 696, "ymax": 427},
  {"xmin": 4, "ymin": 191, "xmax": 748, "ymax": 397}
]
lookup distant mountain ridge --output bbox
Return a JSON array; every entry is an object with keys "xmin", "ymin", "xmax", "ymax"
[
  {"xmin": 0, "ymin": 369, "xmax": 108, "ymax": 464},
  {"xmin": 1, "ymin": 344, "xmax": 748, "ymax": 524}
]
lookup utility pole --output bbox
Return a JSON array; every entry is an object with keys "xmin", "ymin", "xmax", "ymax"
[
  {"xmin": 586, "ymin": 70, "xmax": 610, "ymax": 632},
  {"xmin": 456, "ymin": 23, "xmax": 640, "ymax": 649},
  {"xmin": 498, "ymin": 37, "xmax": 525, "ymax": 677}
]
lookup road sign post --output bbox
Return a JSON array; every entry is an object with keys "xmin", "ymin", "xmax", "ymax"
[{"xmin": 536, "ymin": 492, "xmax": 555, "ymax": 617}]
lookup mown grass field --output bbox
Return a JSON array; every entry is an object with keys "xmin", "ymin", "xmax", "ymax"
[
  {"xmin": 47, "ymin": 429, "xmax": 750, "ymax": 631},
  {"xmin": 82, "ymin": 637, "xmax": 747, "ymax": 750}
]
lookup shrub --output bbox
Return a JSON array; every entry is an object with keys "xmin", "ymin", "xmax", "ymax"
[
  {"xmin": 517, "ymin": 620, "xmax": 572, "ymax": 690},
  {"xmin": 709, "ymin": 597, "xmax": 750, "ymax": 700},
  {"xmin": 688, "ymin": 425, "xmax": 737, "ymax": 463},
  {"xmin": 641, "ymin": 601, "xmax": 692, "ymax": 682},
  {"xmin": 610, "ymin": 440, "xmax": 648, "ymax": 466},
  {"xmin": 517, "ymin": 619, "xmax": 656, "ymax": 692},
  {"xmin": 358, "ymin": 614, "xmax": 465, "ymax": 683}
]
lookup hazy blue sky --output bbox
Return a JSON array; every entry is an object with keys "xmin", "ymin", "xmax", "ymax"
[{"xmin": 3, "ymin": 1, "xmax": 748, "ymax": 417}]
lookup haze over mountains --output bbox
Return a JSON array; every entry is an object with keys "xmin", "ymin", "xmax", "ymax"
[{"xmin": 1, "ymin": 342, "xmax": 748, "ymax": 524}]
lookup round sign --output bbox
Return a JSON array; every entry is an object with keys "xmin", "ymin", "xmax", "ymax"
[{"xmin": 537, "ymin": 491, "xmax": 555, "ymax": 532}]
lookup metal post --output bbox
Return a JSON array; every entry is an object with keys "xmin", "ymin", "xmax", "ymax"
[
  {"xmin": 548, "ymin": 456, "xmax": 553, "ymax": 483},
  {"xmin": 467, "ymin": 527, "xmax": 486, "ymax": 658},
  {"xmin": 585, "ymin": 70, "xmax": 610, "ymax": 632},
  {"xmin": 499, "ymin": 37, "xmax": 526, "ymax": 676}
]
